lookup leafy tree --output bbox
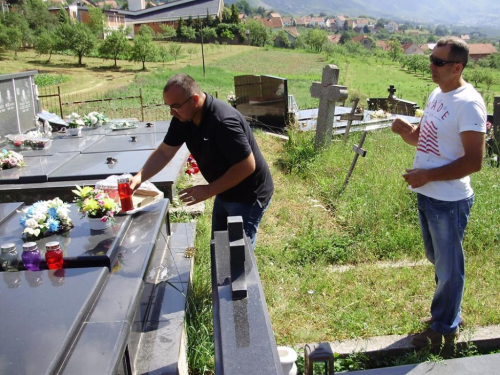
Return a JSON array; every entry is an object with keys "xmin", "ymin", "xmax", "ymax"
[
  {"xmin": 130, "ymin": 26, "xmax": 157, "ymax": 70},
  {"xmin": 157, "ymin": 45, "xmax": 169, "ymax": 66},
  {"xmin": 245, "ymin": 19, "xmax": 269, "ymax": 46},
  {"xmin": 187, "ymin": 45, "xmax": 197, "ymax": 60},
  {"xmin": 482, "ymin": 69, "xmax": 495, "ymax": 91},
  {"xmin": 235, "ymin": 0, "xmax": 250, "ymax": 15},
  {"xmin": 464, "ymin": 66, "xmax": 485, "ymax": 87},
  {"xmin": 306, "ymin": 29, "xmax": 327, "ymax": 52},
  {"xmin": 98, "ymin": 27, "xmax": 130, "ymax": 68},
  {"xmin": 159, "ymin": 24, "xmax": 176, "ymax": 40},
  {"xmin": 168, "ymin": 43, "xmax": 182, "ymax": 64},
  {"xmin": 199, "ymin": 27, "xmax": 217, "ymax": 42},
  {"xmin": 434, "ymin": 25, "xmax": 450, "ymax": 36},
  {"xmin": 275, "ymin": 29, "xmax": 290, "ymax": 48},
  {"xmin": 179, "ymin": 26, "xmax": 196, "ymax": 40},
  {"xmin": 230, "ymin": 4, "xmax": 240, "ymax": 24},
  {"xmin": 205, "ymin": 10, "xmax": 213, "ymax": 28},
  {"xmin": 2, "ymin": 26, "xmax": 23, "ymax": 56},
  {"xmin": 221, "ymin": 6, "xmax": 232, "ymax": 23},
  {"xmin": 339, "ymin": 31, "xmax": 352, "ymax": 45},
  {"xmin": 388, "ymin": 38, "xmax": 403, "ymax": 61},
  {"xmin": 35, "ymin": 29, "xmax": 57, "ymax": 62},
  {"xmin": 137, "ymin": 24, "xmax": 154, "ymax": 38},
  {"xmin": 58, "ymin": 8, "xmax": 71, "ymax": 24},
  {"xmin": 68, "ymin": 22, "xmax": 98, "ymax": 65},
  {"xmin": 16, "ymin": 0, "xmax": 56, "ymax": 33},
  {"xmin": 3, "ymin": 10, "xmax": 33, "ymax": 48},
  {"xmin": 186, "ymin": 16, "xmax": 193, "ymax": 27},
  {"xmin": 220, "ymin": 29, "xmax": 234, "ymax": 43},
  {"xmin": 176, "ymin": 17, "xmax": 185, "ymax": 38},
  {"xmin": 87, "ymin": 7, "xmax": 105, "ymax": 38}
]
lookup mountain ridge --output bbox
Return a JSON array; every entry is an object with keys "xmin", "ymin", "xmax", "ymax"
[{"xmin": 230, "ymin": 0, "xmax": 500, "ymax": 29}]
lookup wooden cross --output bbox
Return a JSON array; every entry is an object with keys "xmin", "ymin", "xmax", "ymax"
[
  {"xmin": 340, "ymin": 98, "xmax": 363, "ymax": 140},
  {"xmin": 341, "ymin": 131, "xmax": 368, "ymax": 193},
  {"xmin": 310, "ymin": 65, "xmax": 348, "ymax": 150}
]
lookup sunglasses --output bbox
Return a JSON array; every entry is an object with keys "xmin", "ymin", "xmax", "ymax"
[{"xmin": 429, "ymin": 55, "xmax": 459, "ymax": 67}]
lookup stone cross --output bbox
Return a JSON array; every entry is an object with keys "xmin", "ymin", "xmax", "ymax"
[
  {"xmin": 341, "ymin": 131, "xmax": 368, "ymax": 193},
  {"xmin": 310, "ymin": 65, "xmax": 348, "ymax": 150}
]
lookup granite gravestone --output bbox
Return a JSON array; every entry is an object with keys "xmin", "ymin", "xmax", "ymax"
[
  {"xmin": 310, "ymin": 65, "xmax": 348, "ymax": 149},
  {"xmin": 0, "ymin": 71, "xmax": 40, "ymax": 137}
]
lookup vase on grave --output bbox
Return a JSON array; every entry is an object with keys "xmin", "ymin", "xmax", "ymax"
[
  {"xmin": 278, "ymin": 346, "xmax": 297, "ymax": 375},
  {"xmin": 87, "ymin": 217, "xmax": 112, "ymax": 231},
  {"xmin": 68, "ymin": 127, "xmax": 82, "ymax": 136}
]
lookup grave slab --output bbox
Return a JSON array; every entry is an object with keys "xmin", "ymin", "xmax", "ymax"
[
  {"xmin": 82, "ymin": 132, "xmax": 164, "ymax": 154},
  {"xmin": 0, "ymin": 152, "xmax": 79, "ymax": 185},
  {"xmin": 0, "ymin": 267, "xmax": 108, "ymax": 375},
  {"xmin": 105, "ymin": 121, "xmax": 170, "ymax": 136},
  {"xmin": 0, "ymin": 202, "xmax": 23, "ymax": 224},
  {"xmin": 0, "ymin": 202, "xmax": 131, "ymax": 270},
  {"xmin": 15, "ymin": 134, "xmax": 104, "ymax": 157}
]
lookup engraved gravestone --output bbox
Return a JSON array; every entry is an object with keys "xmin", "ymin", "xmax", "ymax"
[{"xmin": 0, "ymin": 71, "xmax": 40, "ymax": 137}]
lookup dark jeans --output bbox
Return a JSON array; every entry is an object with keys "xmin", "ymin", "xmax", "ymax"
[{"xmin": 211, "ymin": 195, "xmax": 271, "ymax": 250}]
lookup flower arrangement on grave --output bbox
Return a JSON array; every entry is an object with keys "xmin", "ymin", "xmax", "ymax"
[
  {"xmin": 227, "ymin": 91, "xmax": 237, "ymax": 107},
  {"xmin": 19, "ymin": 198, "xmax": 74, "ymax": 239},
  {"xmin": 73, "ymin": 185, "xmax": 119, "ymax": 223},
  {"xmin": 0, "ymin": 149, "xmax": 26, "ymax": 170},
  {"xmin": 66, "ymin": 112, "xmax": 85, "ymax": 129},
  {"xmin": 83, "ymin": 111, "xmax": 108, "ymax": 127},
  {"xmin": 185, "ymin": 154, "xmax": 200, "ymax": 175},
  {"xmin": 486, "ymin": 121, "xmax": 493, "ymax": 140},
  {"xmin": 415, "ymin": 109, "xmax": 424, "ymax": 118},
  {"xmin": 370, "ymin": 109, "xmax": 392, "ymax": 119}
]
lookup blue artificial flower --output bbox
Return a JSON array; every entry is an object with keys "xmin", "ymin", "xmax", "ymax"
[
  {"xmin": 47, "ymin": 217, "xmax": 60, "ymax": 232},
  {"xmin": 48, "ymin": 207, "xmax": 58, "ymax": 218}
]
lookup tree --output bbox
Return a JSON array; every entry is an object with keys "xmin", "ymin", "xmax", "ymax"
[
  {"xmin": 2, "ymin": 26, "xmax": 23, "ymax": 56},
  {"xmin": 199, "ymin": 27, "xmax": 217, "ymax": 42},
  {"xmin": 230, "ymin": 4, "xmax": 240, "ymax": 24},
  {"xmin": 339, "ymin": 31, "xmax": 352, "ymax": 45},
  {"xmin": 168, "ymin": 43, "xmax": 182, "ymax": 64},
  {"xmin": 157, "ymin": 45, "xmax": 169, "ymax": 66},
  {"xmin": 245, "ymin": 19, "xmax": 270, "ymax": 47},
  {"xmin": 176, "ymin": 17, "xmax": 185, "ymax": 38},
  {"xmin": 220, "ymin": 29, "xmax": 234, "ymax": 43},
  {"xmin": 306, "ymin": 29, "xmax": 327, "ymax": 52},
  {"xmin": 35, "ymin": 29, "xmax": 57, "ymax": 62},
  {"xmin": 87, "ymin": 7, "xmax": 105, "ymax": 38},
  {"xmin": 98, "ymin": 27, "xmax": 130, "ymax": 68},
  {"xmin": 275, "ymin": 29, "xmax": 290, "ymax": 48},
  {"xmin": 179, "ymin": 26, "xmax": 196, "ymax": 40},
  {"xmin": 57, "ymin": 8, "xmax": 70, "ymax": 24},
  {"xmin": 130, "ymin": 26, "xmax": 157, "ymax": 70},
  {"xmin": 388, "ymin": 38, "xmax": 403, "ymax": 61},
  {"xmin": 68, "ymin": 22, "xmax": 98, "ymax": 65},
  {"xmin": 159, "ymin": 24, "xmax": 176, "ymax": 40},
  {"xmin": 235, "ymin": 0, "xmax": 250, "ymax": 15}
]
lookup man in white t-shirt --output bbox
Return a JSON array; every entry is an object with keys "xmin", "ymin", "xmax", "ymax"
[{"xmin": 391, "ymin": 36, "xmax": 486, "ymax": 348}]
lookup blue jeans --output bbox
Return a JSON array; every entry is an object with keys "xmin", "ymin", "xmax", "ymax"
[
  {"xmin": 417, "ymin": 193, "xmax": 474, "ymax": 334},
  {"xmin": 211, "ymin": 196, "xmax": 271, "ymax": 250}
]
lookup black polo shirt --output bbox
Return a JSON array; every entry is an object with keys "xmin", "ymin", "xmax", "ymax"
[{"xmin": 164, "ymin": 94, "xmax": 274, "ymax": 205}]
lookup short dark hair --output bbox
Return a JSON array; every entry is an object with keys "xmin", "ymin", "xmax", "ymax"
[
  {"xmin": 435, "ymin": 36, "xmax": 469, "ymax": 68},
  {"xmin": 164, "ymin": 74, "xmax": 202, "ymax": 97}
]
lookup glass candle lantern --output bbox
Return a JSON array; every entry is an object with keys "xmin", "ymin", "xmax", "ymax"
[
  {"xmin": 117, "ymin": 178, "xmax": 134, "ymax": 212},
  {"xmin": 45, "ymin": 241, "xmax": 63, "ymax": 270},
  {"xmin": 0, "ymin": 243, "xmax": 19, "ymax": 272},
  {"xmin": 22, "ymin": 242, "xmax": 41, "ymax": 271}
]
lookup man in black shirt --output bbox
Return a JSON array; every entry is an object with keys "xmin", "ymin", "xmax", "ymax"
[{"xmin": 130, "ymin": 74, "xmax": 274, "ymax": 248}]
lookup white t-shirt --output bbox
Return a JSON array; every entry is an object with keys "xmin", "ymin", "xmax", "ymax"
[{"xmin": 411, "ymin": 83, "xmax": 486, "ymax": 201}]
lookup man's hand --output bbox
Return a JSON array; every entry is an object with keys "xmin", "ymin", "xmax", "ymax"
[
  {"xmin": 403, "ymin": 168, "xmax": 429, "ymax": 188},
  {"xmin": 179, "ymin": 185, "xmax": 212, "ymax": 205},
  {"xmin": 391, "ymin": 118, "xmax": 420, "ymax": 146},
  {"xmin": 129, "ymin": 174, "xmax": 142, "ymax": 191}
]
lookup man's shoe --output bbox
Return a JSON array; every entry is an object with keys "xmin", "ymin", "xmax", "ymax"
[
  {"xmin": 412, "ymin": 328, "xmax": 459, "ymax": 348},
  {"xmin": 420, "ymin": 316, "xmax": 466, "ymax": 328}
]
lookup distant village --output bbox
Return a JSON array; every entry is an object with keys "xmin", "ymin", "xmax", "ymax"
[{"xmin": 2, "ymin": 0, "xmax": 498, "ymax": 61}]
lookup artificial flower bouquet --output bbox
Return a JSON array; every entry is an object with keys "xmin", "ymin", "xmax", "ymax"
[
  {"xmin": 73, "ymin": 185, "xmax": 119, "ymax": 223},
  {"xmin": 19, "ymin": 198, "xmax": 74, "ymax": 239},
  {"xmin": 227, "ymin": 91, "xmax": 237, "ymax": 107},
  {"xmin": 83, "ymin": 111, "xmax": 108, "ymax": 127},
  {"xmin": 185, "ymin": 154, "xmax": 200, "ymax": 175},
  {"xmin": 0, "ymin": 149, "xmax": 26, "ymax": 170},
  {"xmin": 65, "ymin": 112, "xmax": 85, "ymax": 129}
]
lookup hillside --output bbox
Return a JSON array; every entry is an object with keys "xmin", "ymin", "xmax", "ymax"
[{"xmin": 229, "ymin": 0, "xmax": 500, "ymax": 30}]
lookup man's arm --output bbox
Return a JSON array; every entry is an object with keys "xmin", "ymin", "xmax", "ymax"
[
  {"xmin": 130, "ymin": 142, "xmax": 181, "ymax": 190},
  {"xmin": 179, "ymin": 152, "xmax": 256, "ymax": 204},
  {"xmin": 403, "ymin": 131, "xmax": 485, "ymax": 188},
  {"xmin": 391, "ymin": 118, "xmax": 420, "ymax": 146}
]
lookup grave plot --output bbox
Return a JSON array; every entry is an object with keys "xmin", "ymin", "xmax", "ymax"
[{"xmin": 81, "ymin": 132, "xmax": 164, "ymax": 154}]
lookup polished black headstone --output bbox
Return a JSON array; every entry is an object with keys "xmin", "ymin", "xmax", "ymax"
[
  {"xmin": 14, "ymin": 135, "xmax": 104, "ymax": 157},
  {"xmin": 0, "ymin": 202, "xmax": 23, "ymax": 224},
  {"xmin": 0, "ymin": 267, "xmax": 108, "ymax": 375},
  {"xmin": 0, "ymin": 71, "xmax": 39, "ymax": 137}
]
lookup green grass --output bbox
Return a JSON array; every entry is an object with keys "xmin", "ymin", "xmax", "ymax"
[{"xmin": 2, "ymin": 45, "xmax": 500, "ymax": 374}]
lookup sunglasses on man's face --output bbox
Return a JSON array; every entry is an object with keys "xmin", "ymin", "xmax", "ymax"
[{"xmin": 429, "ymin": 55, "xmax": 459, "ymax": 67}]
